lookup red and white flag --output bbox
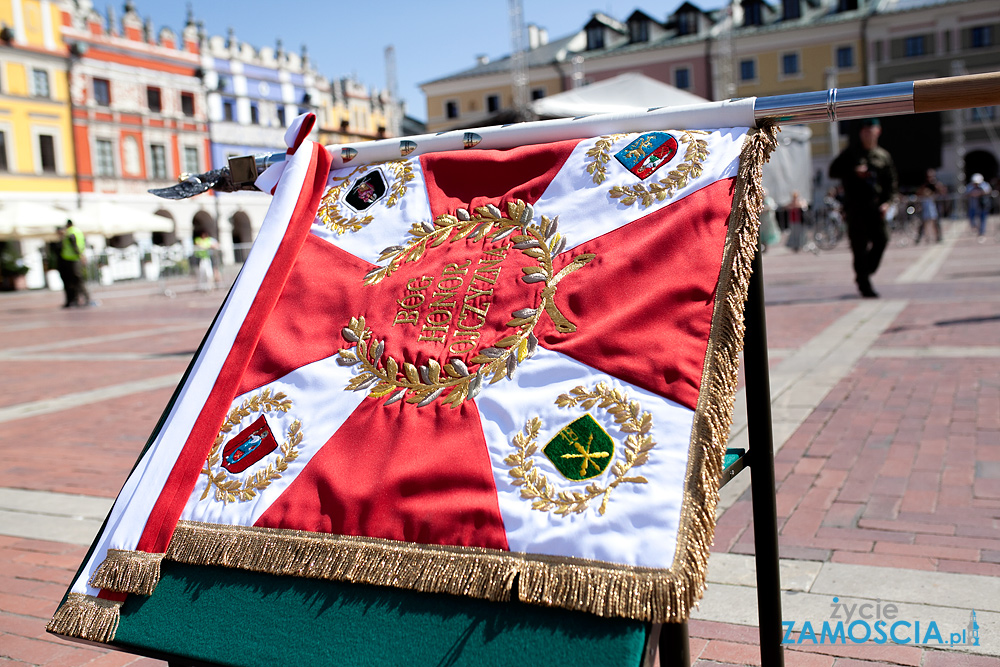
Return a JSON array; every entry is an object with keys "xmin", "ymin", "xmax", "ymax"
[{"xmin": 50, "ymin": 114, "xmax": 775, "ymax": 640}]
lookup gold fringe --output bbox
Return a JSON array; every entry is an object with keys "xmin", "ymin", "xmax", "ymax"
[
  {"xmin": 46, "ymin": 593, "xmax": 122, "ymax": 643},
  {"xmin": 159, "ymin": 126, "xmax": 779, "ymax": 624},
  {"xmin": 89, "ymin": 549, "xmax": 164, "ymax": 596},
  {"xmin": 672, "ymin": 122, "xmax": 779, "ymax": 616}
]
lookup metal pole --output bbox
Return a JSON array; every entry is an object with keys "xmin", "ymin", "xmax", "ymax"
[{"xmin": 744, "ymin": 249, "xmax": 784, "ymax": 667}]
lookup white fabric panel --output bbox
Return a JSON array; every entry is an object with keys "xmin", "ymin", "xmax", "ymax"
[
  {"xmin": 69, "ymin": 142, "xmax": 317, "ymax": 596},
  {"xmin": 180, "ymin": 355, "xmax": 368, "ymax": 526},
  {"xmin": 474, "ymin": 346, "xmax": 694, "ymax": 570},
  {"xmin": 309, "ymin": 159, "xmax": 431, "ymax": 265},
  {"xmin": 532, "ymin": 128, "xmax": 747, "ymax": 253}
]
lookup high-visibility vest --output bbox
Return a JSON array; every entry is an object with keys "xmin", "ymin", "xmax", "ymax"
[
  {"xmin": 61, "ymin": 226, "xmax": 85, "ymax": 261},
  {"xmin": 194, "ymin": 236, "xmax": 213, "ymax": 259}
]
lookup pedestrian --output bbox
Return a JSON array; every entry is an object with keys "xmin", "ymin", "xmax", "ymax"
[
  {"xmin": 915, "ymin": 169, "xmax": 944, "ymax": 244},
  {"xmin": 58, "ymin": 219, "xmax": 93, "ymax": 308},
  {"xmin": 828, "ymin": 118, "xmax": 898, "ymax": 298},
  {"xmin": 965, "ymin": 173, "xmax": 991, "ymax": 240},
  {"xmin": 194, "ymin": 229, "xmax": 219, "ymax": 291}
]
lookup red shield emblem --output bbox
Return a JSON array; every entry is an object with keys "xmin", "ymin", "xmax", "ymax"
[
  {"xmin": 221, "ymin": 414, "xmax": 279, "ymax": 473},
  {"xmin": 614, "ymin": 132, "xmax": 679, "ymax": 179}
]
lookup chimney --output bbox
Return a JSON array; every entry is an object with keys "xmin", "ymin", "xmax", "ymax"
[
  {"xmin": 476, "ymin": 54, "xmax": 489, "ymax": 66},
  {"xmin": 539, "ymin": 28, "xmax": 548, "ymax": 46},
  {"xmin": 527, "ymin": 23, "xmax": 539, "ymax": 49}
]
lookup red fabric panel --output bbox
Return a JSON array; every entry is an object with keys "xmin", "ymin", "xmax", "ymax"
[
  {"xmin": 238, "ymin": 232, "xmax": 540, "ymax": 395},
  {"xmin": 254, "ymin": 396, "xmax": 509, "ymax": 550},
  {"xmin": 133, "ymin": 144, "xmax": 332, "ymax": 556},
  {"xmin": 534, "ymin": 178, "xmax": 736, "ymax": 411},
  {"xmin": 420, "ymin": 140, "xmax": 580, "ymax": 218}
]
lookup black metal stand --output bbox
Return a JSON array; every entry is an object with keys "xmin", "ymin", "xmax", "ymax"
[{"xmin": 743, "ymin": 249, "xmax": 785, "ymax": 667}]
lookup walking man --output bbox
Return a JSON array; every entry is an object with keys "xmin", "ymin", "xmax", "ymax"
[
  {"xmin": 829, "ymin": 119, "xmax": 898, "ymax": 298},
  {"xmin": 58, "ymin": 219, "xmax": 92, "ymax": 307}
]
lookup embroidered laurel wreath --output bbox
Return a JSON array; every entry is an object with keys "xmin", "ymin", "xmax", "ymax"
[
  {"xmin": 592, "ymin": 130, "xmax": 709, "ymax": 207},
  {"xmin": 200, "ymin": 389, "xmax": 303, "ymax": 504},
  {"xmin": 317, "ymin": 160, "xmax": 415, "ymax": 234},
  {"xmin": 338, "ymin": 200, "xmax": 594, "ymax": 409},
  {"xmin": 505, "ymin": 383, "xmax": 656, "ymax": 515}
]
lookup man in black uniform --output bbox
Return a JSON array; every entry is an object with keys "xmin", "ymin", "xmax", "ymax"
[{"xmin": 829, "ymin": 119, "xmax": 898, "ymax": 298}]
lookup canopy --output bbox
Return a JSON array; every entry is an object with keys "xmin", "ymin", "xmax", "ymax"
[
  {"xmin": 531, "ymin": 72, "xmax": 709, "ymax": 118},
  {"xmin": 0, "ymin": 200, "xmax": 71, "ymax": 240},
  {"xmin": 55, "ymin": 202, "xmax": 175, "ymax": 237}
]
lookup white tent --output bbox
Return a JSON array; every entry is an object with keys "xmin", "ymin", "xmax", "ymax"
[
  {"xmin": 55, "ymin": 202, "xmax": 175, "ymax": 237},
  {"xmin": 0, "ymin": 201, "xmax": 70, "ymax": 239},
  {"xmin": 531, "ymin": 72, "xmax": 709, "ymax": 118}
]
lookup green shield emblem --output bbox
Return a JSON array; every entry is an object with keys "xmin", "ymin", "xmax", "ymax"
[{"xmin": 543, "ymin": 414, "xmax": 615, "ymax": 481}]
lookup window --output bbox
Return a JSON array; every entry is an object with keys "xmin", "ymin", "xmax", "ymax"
[
  {"xmin": 743, "ymin": 0, "xmax": 763, "ymax": 26},
  {"xmin": 0, "ymin": 131, "xmax": 7, "ymax": 171},
  {"xmin": 93, "ymin": 78, "xmax": 110, "ymax": 106},
  {"xmin": 586, "ymin": 25, "xmax": 605, "ymax": 50},
  {"xmin": 147, "ymin": 87, "xmax": 162, "ymax": 113},
  {"xmin": 277, "ymin": 106, "xmax": 286, "ymax": 126},
  {"xmin": 487, "ymin": 94, "xmax": 500, "ymax": 113},
  {"xmin": 676, "ymin": 11, "xmax": 697, "ymax": 36},
  {"xmin": 181, "ymin": 92, "xmax": 195, "ymax": 117},
  {"xmin": 739, "ymin": 59, "xmax": 756, "ymax": 82},
  {"xmin": 250, "ymin": 103, "xmax": 259, "ymax": 125},
  {"xmin": 95, "ymin": 139, "xmax": 115, "ymax": 176},
  {"xmin": 531, "ymin": 88, "xmax": 546, "ymax": 100},
  {"xmin": 183, "ymin": 146, "xmax": 199, "ymax": 174},
  {"xmin": 836, "ymin": 0, "xmax": 858, "ymax": 11},
  {"xmin": 781, "ymin": 52, "xmax": 800, "ymax": 76},
  {"xmin": 675, "ymin": 67, "xmax": 691, "ymax": 90},
  {"xmin": 836, "ymin": 45, "xmax": 854, "ymax": 69},
  {"xmin": 629, "ymin": 19, "xmax": 649, "ymax": 44},
  {"xmin": 222, "ymin": 99, "xmax": 234, "ymax": 121},
  {"xmin": 32, "ymin": 69, "xmax": 50, "ymax": 98},
  {"xmin": 150, "ymin": 144, "xmax": 167, "ymax": 179},
  {"xmin": 445, "ymin": 100, "xmax": 459, "ymax": 119},
  {"xmin": 904, "ymin": 35, "xmax": 926, "ymax": 57},
  {"xmin": 38, "ymin": 134, "xmax": 56, "ymax": 173},
  {"xmin": 972, "ymin": 26, "xmax": 993, "ymax": 48},
  {"xmin": 971, "ymin": 106, "xmax": 996, "ymax": 121},
  {"xmin": 782, "ymin": 0, "xmax": 800, "ymax": 20}
]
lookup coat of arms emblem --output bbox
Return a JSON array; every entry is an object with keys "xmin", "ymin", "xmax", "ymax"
[
  {"xmin": 614, "ymin": 132, "xmax": 679, "ymax": 179},
  {"xmin": 344, "ymin": 170, "xmax": 387, "ymax": 212}
]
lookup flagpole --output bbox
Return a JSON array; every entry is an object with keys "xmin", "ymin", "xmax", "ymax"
[{"xmin": 149, "ymin": 72, "xmax": 1000, "ymax": 199}]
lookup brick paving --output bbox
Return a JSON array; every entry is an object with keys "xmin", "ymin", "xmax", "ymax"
[{"xmin": 2, "ymin": 222, "xmax": 999, "ymax": 666}]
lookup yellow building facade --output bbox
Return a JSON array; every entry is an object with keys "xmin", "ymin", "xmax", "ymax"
[{"xmin": 0, "ymin": 0, "xmax": 75, "ymax": 196}]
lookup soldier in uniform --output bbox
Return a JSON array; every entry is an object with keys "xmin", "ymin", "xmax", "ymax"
[{"xmin": 829, "ymin": 119, "xmax": 898, "ymax": 298}]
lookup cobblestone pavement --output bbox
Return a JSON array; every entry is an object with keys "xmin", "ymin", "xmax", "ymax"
[{"xmin": 2, "ymin": 219, "xmax": 999, "ymax": 666}]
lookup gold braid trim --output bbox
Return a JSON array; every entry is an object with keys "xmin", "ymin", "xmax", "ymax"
[
  {"xmin": 668, "ymin": 122, "xmax": 779, "ymax": 618},
  {"xmin": 46, "ymin": 593, "xmax": 122, "ymax": 643},
  {"xmin": 156, "ymin": 126, "xmax": 777, "ymax": 624},
  {"xmin": 167, "ymin": 521, "xmax": 708, "ymax": 622},
  {"xmin": 88, "ymin": 549, "xmax": 164, "ymax": 596}
]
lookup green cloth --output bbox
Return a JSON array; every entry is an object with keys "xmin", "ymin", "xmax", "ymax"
[
  {"xmin": 114, "ymin": 561, "xmax": 649, "ymax": 667},
  {"xmin": 61, "ymin": 226, "xmax": 84, "ymax": 261}
]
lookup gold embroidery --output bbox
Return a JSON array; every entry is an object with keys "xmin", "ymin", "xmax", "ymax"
[
  {"xmin": 317, "ymin": 160, "xmax": 415, "ymax": 234},
  {"xmin": 608, "ymin": 131, "xmax": 710, "ymax": 207},
  {"xmin": 585, "ymin": 134, "xmax": 629, "ymax": 185},
  {"xmin": 504, "ymin": 383, "xmax": 656, "ymax": 515},
  {"xmin": 200, "ymin": 389, "xmax": 303, "ymax": 504},
  {"xmin": 339, "ymin": 200, "xmax": 595, "ymax": 409}
]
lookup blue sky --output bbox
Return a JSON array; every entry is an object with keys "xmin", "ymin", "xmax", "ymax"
[{"xmin": 132, "ymin": 0, "xmax": 723, "ymax": 122}]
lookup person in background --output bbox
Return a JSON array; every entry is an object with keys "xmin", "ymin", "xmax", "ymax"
[
  {"xmin": 829, "ymin": 118, "xmax": 898, "ymax": 298},
  {"xmin": 58, "ymin": 219, "xmax": 93, "ymax": 308},
  {"xmin": 194, "ymin": 230, "xmax": 220, "ymax": 291},
  {"xmin": 915, "ymin": 168, "xmax": 945, "ymax": 244},
  {"xmin": 965, "ymin": 173, "xmax": 992, "ymax": 241}
]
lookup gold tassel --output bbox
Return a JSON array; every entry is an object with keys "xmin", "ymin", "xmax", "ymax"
[
  {"xmin": 89, "ymin": 549, "xmax": 164, "ymax": 595},
  {"xmin": 159, "ymin": 127, "xmax": 780, "ymax": 624},
  {"xmin": 46, "ymin": 593, "xmax": 121, "ymax": 643}
]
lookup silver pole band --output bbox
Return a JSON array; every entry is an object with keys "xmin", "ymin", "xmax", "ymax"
[{"xmin": 755, "ymin": 81, "xmax": 914, "ymax": 123}]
